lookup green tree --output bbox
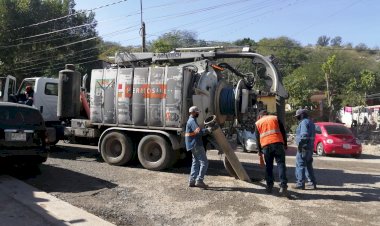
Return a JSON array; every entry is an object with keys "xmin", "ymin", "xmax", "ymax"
[
  {"xmin": 233, "ymin": 38, "xmax": 256, "ymax": 48},
  {"xmin": 149, "ymin": 30, "xmax": 198, "ymax": 52},
  {"xmin": 98, "ymin": 41, "xmax": 138, "ymax": 62},
  {"xmin": 330, "ymin": 36, "xmax": 342, "ymax": 47},
  {"xmin": 321, "ymin": 54, "xmax": 336, "ymax": 113},
  {"xmin": 355, "ymin": 43, "xmax": 368, "ymax": 52},
  {"xmin": 317, "ymin": 35, "xmax": 330, "ymax": 47},
  {"xmin": 0, "ymin": 0, "xmax": 99, "ymax": 80},
  {"xmin": 344, "ymin": 70, "xmax": 378, "ymax": 106},
  {"xmin": 255, "ymin": 36, "xmax": 307, "ymax": 76}
]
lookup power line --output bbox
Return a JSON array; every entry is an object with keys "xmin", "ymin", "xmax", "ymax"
[
  {"xmin": 3, "ymin": 0, "xmax": 252, "ymax": 58},
  {"xmin": 140, "ymin": 0, "xmax": 291, "ymax": 43},
  {"xmin": 14, "ymin": 48, "xmax": 99, "ymax": 70},
  {"xmin": 8, "ymin": 0, "xmax": 129, "ymax": 32},
  {"xmin": 292, "ymin": 0, "xmax": 364, "ymax": 36},
  {"xmin": 117, "ymin": 0, "xmax": 267, "ymax": 45},
  {"xmin": 15, "ymin": 55, "xmax": 99, "ymax": 74},
  {"xmin": 15, "ymin": 22, "xmax": 97, "ymax": 41},
  {"xmin": 17, "ymin": 46, "xmax": 99, "ymax": 64},
  {"xmin": 197, "ymin": 0, "xmax": 303, "ymax": 37},
  {"xmin": 6, "ymin": 0, "xmax": 376, "ymax": 73},
  {"xmin": 0, "ymin": 0, "xmax": 208, "ymax": 48}
]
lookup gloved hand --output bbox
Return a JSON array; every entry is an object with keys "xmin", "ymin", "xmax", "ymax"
[{"xmin": 205, "ymin": 126, "xmax": 213, "ymax": 134}]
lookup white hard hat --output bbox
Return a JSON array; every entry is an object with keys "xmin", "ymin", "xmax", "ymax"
[{"xmin": 189, "ymin": 106, "xmax": 200, "ymax": 113}]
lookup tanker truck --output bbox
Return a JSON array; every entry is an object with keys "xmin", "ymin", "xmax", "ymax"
[{"xmin": 59, "ymin": 46, "xmax": 288, "ymax": 174}]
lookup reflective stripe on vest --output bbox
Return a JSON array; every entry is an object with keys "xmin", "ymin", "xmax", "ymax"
[
  {"xmin": 255, "ymin": 115, "xmax": 284, "ymax": 147},
  {"xmin": 260, "ymin": 129, "xmax": 281, "ymax": 138}
]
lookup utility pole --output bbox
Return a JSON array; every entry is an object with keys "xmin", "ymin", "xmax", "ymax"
[{"xmin": 140, "ymin": 0, "xmax": 146, "ymax": 52}]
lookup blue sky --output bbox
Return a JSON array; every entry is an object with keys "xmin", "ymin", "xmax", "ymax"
[{"xmin": 75, "ymin": 0, "xmax": 379, "ymax": 48}]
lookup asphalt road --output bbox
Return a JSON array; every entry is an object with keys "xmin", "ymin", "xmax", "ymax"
[{"xmin": 3, "ymin": 142, "xmax": 380, "ymax": 226}]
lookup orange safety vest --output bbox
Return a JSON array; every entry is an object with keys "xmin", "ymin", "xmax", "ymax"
[{"xmin": 255, "ymin": 115, "xmax": 284, "ymax": 147}]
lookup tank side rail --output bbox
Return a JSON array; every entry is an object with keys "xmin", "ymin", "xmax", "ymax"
[
  {"xmin": 115, "ymin": 52, "xmax": 217, "ymax": 64},
  {"xmin": 90, "ymin": 123, "xmax": 183, "ymax": 132},
  {"xmin": 98, "ymin": 127, "xmax": 182, "ymax": 151},
  {"xmin": 65, "ymin": 127, "xmax": 100, "ymax": 138}
]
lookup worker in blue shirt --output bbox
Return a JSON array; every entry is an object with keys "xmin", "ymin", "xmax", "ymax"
[
  {"xmin": 185, "ymin": 106, "xmax": 209, "ymax": 189},
  {"xmin": 293, "ymin": 109, "xmax": 317, "ymax": 189}
]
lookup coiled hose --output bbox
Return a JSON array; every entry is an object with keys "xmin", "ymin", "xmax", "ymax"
[{"xmin": 219, "ymin": 87, "xmax": 235, "ymax": 115}]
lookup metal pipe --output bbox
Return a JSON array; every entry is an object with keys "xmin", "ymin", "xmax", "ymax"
[{"xmin": 204, "ymin": 115, "xmax": 251, "ymax": 182}]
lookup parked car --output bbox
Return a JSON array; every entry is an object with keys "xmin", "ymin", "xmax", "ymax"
[
  {"xmin": 0, "ymin": 102, "xmax": 48, "ymax": 165},
  {"xmin": 236, "ymin": 129, "xmax": 257, "ymax": 152},
  {"xmin": 314, "ymin": 122, "xmax": 362, "ymax": 158}
]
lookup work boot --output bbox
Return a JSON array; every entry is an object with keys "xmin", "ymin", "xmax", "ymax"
[
  {"xmin": 188, "ymin": 181, "xmax": 195, "ymax": 187},
  {"xmin": 306, "ymin": 182, "xmax": 317, "ymax": 190},
  {"xmin": 195, "ymin": 181, "xmax": 208, "ymax": 189},
  {"xmin": 279, "ymin": 187, "xmax": 288, "ymax": 196},
  {"xmin": 291, "ymin": 184, "xmax": 305, "ymax": 190},
  {"xmin": 266, "ymin": 185, "xmax": 273, "ymax": 193}
]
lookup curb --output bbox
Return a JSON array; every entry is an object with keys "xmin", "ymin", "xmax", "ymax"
[{"xmin": 0, "ymin": 175, "xmax": 115, "ymax": 226}]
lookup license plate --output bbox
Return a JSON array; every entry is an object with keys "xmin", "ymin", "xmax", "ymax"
[
  {"xmin": 343, "ymin": 144, "xmax": 351, "ymax": 149},
  {"xmin": 6, "ymin": 133, "xmax": 27, "ymax": 141}
]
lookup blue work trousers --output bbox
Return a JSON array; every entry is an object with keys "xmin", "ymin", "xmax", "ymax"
[
  {"xmin": 189, "ymin": 145, "xmax": 208, "ymax": 183},
  {"xmin": 295, "ymin": 148, "xmax": 317, "ymax": 186}
]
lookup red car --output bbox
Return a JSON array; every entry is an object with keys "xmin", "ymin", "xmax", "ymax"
[{"xmin": 314, "ymin": 122, "xmax": 362, "ymax": 158}]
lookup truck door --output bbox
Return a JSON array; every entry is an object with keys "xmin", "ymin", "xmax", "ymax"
[
  {"xmin": 17, "ymin": 78, "xmax": 59, "ymax": 123},
  {"xmin": 0, "ymin": 75, "xmax": 16, "ymax": 102},
  {"xmin": 34, "ymin": 79, "xmax": 59, "ymax": 123}
]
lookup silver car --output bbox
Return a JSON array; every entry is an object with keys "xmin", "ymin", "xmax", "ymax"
[{"xmin": 237, "ymin": 129, "xmax": 257, "ymax": 152}]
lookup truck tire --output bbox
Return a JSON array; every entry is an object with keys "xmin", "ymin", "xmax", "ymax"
[
  {"xmin": 138, "ymin": 135, "xmax": 173, "ymax": 170},
  {"xmin": 100, "ymin": 131, "xmax": 134, "ymax": 166}
]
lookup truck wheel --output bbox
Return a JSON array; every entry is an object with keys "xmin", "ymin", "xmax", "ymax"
[
  {"xmin": 138, "ymin": 135, "xmax": 173, "ymax": 170},
  {"xmin": 223, "ymin": 156, "xmax": 239, "ymax": 179},
  {"xmin": 100, "ymin": 131, "xmax": 134, "ymax": 166}
]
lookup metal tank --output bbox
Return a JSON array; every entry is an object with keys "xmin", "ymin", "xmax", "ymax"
[
  {"xmin": 102, "ymin": 69, "xmax": 116, "ymax": 124},
  {"xmin": 57, "ymin": 64, "xmax": 81, "ymax": 120},
  {"xmin": 89, "ymin": 69, "xmax": 103, "ymax": 123},
  {"xmin": 132, "ymin": 68, "xmax": 149, "ymax": 126},
  {"xmin": 165, "ymin": 66, "xmax": 183, "ymax": 127},
  {"xmin": 147, "ymin": 67, "xmax": 165, "ymax": 126},
  {"xmin": 116, "ymin": 68, "xmax": 133, "ymax": 124}
]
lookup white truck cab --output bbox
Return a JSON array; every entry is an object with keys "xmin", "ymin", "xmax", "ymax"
[
  {"xmin": 0, "ymin": 76, "xmax": 61, "ymax": 144},
  {"xmin": 16, "ymin": 77, "xmax": 59, "ymax": 123}
]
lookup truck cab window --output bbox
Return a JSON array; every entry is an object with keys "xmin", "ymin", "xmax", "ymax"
[
  {"xmin": 18, "ymin": 80, "xmax": 36, "ymax": 95},
  {"xmin": 45, "ymin": 83, "xmax": 58, "ymax": 96}
]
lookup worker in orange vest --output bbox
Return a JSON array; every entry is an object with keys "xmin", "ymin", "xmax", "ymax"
[{"xmin": 255, "ymin": 110, "xmax": 288, "ymax": 195}]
